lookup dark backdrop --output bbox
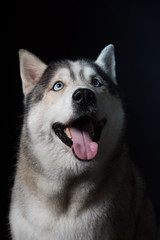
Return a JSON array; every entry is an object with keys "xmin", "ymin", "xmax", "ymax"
[{"xmin": 1, "ymin": 0, "xmax": 160, "ymax": 239}]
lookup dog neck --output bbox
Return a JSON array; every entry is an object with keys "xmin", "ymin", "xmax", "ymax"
[{"xmin": 17, "ymin": 140, "xmax": 128, "ymax": 216}]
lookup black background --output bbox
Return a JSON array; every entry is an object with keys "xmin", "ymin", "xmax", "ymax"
[{"xmin": 1, "ymin": 0, "xmax": 160, "ymax": 239}]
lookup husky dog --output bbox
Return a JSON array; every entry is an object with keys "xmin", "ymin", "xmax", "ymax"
[{"xmin": 9, "ymin": 45, "xmax": 157, "ymax": 240}]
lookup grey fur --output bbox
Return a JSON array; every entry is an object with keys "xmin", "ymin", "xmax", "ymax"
[{"xmin": 9, "ymin": 46, "xmax": 157, "ymax": 240}]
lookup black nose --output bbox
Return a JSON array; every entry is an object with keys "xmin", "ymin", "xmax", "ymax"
[{"xmin": 72, "ymin": 88, "xmax": 96, "ymax": 105}]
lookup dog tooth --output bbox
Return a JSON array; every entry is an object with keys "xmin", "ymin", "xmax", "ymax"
[{"xmin": 66, "ymin": 127, "xmax": 72, "ymax": 139}]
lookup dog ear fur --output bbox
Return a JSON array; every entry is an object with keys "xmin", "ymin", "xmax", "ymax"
[
  {"xmin": 95, "ymin": 44, "xmax": 117, "ymax": 85},
  {"xmin": 19, "ymin": 50, "xmax": 47, "ymax": 96}
]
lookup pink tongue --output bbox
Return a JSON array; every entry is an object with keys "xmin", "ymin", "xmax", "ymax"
[{"xmin": 70, "ymin": 124, "xmax": 98, "ymax": 160}]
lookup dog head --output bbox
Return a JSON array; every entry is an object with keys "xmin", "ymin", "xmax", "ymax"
[{"xmin": 19, "ymin": 45, "xmax": 124, "ymax": 174}]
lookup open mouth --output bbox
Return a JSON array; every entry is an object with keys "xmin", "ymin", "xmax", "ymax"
[{"xmin": 52, "ymin": 116, "xmax": 106, "ymax": 161}]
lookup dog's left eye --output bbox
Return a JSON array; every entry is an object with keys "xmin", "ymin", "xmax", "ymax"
[
  {"xmin": 53, "ymin": 81, "xmax": 64, "ymax": 91},
  {"xmin": 92, "ymin": 78, "xmax": 102, "ymax": 87}
]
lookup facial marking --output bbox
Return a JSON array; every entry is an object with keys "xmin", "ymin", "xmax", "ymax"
[
  {"xmin": 69, "ymin": 61, "xmax": 97, "ymax": 85},
  {"xmin": 54, "ymin": 68, "xmax": 71, "ymax": 82}
]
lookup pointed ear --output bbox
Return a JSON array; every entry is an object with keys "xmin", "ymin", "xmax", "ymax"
[
  {"xmin": 95, "ymin": 44, "xmax": 117, "ymax": 84},
  {"xmin": 19, "ymin": 49, "xmax": 47, "ymax": 96}
]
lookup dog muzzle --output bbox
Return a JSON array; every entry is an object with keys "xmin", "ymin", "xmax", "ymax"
[{"xmin": 52, "ymin": 116, "xmax": 106, "ymax": 161}]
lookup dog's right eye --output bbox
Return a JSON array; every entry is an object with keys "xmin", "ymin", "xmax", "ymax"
[{"xmin": 53, "ymin": 81, "xmax": 64, "ymax": 91}]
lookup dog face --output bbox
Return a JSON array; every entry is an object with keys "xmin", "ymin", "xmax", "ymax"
[{"xmin": 19, "ymin": 45, "xmax": 124, "ymax": 174}]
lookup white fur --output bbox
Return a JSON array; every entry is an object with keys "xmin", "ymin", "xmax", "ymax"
[
  {"xmin": 26, "ymin": 62, "xmax": 124, "ymax": 177},
  {"xmin": 9, "ymin": 47, "xmax": 134, "ymax": 240},
  {"xmin": 10, "ymin": 198, "xmax": 112, "ymax": 240}
]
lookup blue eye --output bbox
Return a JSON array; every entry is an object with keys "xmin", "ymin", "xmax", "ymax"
[
  {"xmin": 53, "ymin": 81, "xmax": 64, "ymax": 91},
  {"xmin": 92, "ymin": 78, "xmax": 102, "ymax": 87}
]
